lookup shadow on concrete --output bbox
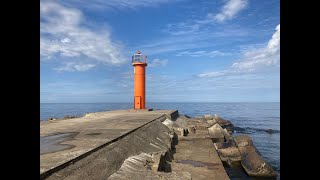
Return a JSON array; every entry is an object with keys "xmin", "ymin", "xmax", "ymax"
[{"xmin": 158, "ymin": 131, "xmax": 179, "ymax": 173}]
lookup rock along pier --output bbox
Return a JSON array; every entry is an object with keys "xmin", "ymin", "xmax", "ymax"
[{"xmin": 40, "ymin": 109, "xmax": 277, "ymax": 179}]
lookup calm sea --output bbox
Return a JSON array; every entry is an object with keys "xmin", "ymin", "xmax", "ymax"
[{"xmin": 40, "ymin": 102, "xmax": 280, "ymax": 179}]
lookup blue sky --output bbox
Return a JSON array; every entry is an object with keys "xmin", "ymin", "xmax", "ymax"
[{"xmin": 40, "ymin": 0, "xmax": 280, "ymax": 103}]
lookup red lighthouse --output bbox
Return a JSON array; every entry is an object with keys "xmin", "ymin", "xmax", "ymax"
[{"xmin": 132, "ymin": 51, "xmax": 147, "ymax": 109}]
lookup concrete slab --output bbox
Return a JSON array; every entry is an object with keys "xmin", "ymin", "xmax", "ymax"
[
  {"xmin": 44, "ymin": 119, "xmax": 175, "ymax": 180},
  {"xmin": 40, "ymin": 109, "xmax": 177, "ymax": 177},
  {"xmin": 170, "ymin": 129, "xmax": 230, "ymax": 180}
]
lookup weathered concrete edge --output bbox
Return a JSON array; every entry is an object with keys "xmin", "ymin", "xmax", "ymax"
[
  {"xmin": 165, "ymin": 110, "xmax": 179, "ymax": 121},
  {"xmin": 40, "ymin": 111, "xmax": 177, "ymax": 179}
]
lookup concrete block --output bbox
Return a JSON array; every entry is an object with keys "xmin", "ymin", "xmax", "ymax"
[
  {"xmin": 238, "ymin": 146, "xmax": 277, "ymax": 178},
  {"xmin": 233, "ymin": 135, "xmax": 253, "ymax": 147},
  {"xmin": 234, "ymin": 135, "xmax": 277, "ymax": 178},
  {"xmin": 208, "ymin": 124, "xmax": 230, "ymax": 143},
  {"xmin": 214, "ymin": 114, "xmax": 234, "ymax": 134},
  {"xmin": 207, "ymin": 119, "xmax": 217, "ymax": 126},
  {"xmin": 204, "ymin": 114, "xmax": 213, "ymax": 120}
]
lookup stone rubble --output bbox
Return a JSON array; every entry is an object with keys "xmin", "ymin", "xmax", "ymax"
[{"xmin": 108, "ymin": 113, "xmax": 277, "ymax": 179}]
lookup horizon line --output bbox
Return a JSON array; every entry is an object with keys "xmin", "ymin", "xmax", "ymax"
[{"xmin": 40, "ymin": 101, "xmax": 280, "ymax": 104}]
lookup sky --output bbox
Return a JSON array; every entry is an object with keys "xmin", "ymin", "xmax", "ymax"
[{"xmin": 40, "ymin": 0, "xmax": 280, "ymax": 103}]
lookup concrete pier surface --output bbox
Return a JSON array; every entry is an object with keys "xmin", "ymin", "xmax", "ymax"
[
  {"xmin": 171, "ymin": 129, "xmax": 230, "ymax": 180},
  {"xmin": 40, "ymin": 109, "xmax": 178, "ymax": 177},
  {"xmin": 40, "ymin": 110, "xmax": 275, "ymax": 179}
]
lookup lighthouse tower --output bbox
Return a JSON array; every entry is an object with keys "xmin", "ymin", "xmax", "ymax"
[{"xmin": 132, "ymin": 51, "xmax": 147, "ymax": 109}]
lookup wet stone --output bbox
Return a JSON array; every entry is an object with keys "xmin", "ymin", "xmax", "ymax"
[{"xmin": 265, "ymin": 129, "xmax": 274, "ymax": 134}]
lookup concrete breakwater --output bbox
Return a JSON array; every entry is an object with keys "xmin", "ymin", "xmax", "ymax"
[
  {"xmin": 165, "ymin": 113, "xmax": 277, "ymax": 179},
  {"xmin": 40, "ymin": 109, "xmax": 276, "ymax": 179}
]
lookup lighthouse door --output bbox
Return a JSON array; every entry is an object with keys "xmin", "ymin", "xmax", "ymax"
[{"xmin": 134, "ymin": 96, "xmax": 141, "ymax": 109}]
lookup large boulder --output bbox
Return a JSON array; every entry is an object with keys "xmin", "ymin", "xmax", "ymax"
[
  {"xmin": 265, "ymin": 129, "xmax": 274, "ymax": 134},
  {"xmin": 208, "ymin": 123, "xmax": 230, "ymax": 143},
  {"xmin": 214, "ymin": 114, "xmax": 234, "ymax": 134},
  {"xmin": 234, "ymin": 135, "xmax": 277, "ymax": 178}
]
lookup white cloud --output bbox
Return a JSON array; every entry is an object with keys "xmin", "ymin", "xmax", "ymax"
[
  {"xmin": 213, "ymin": 0, "xmax": 248, "ymax": 22},
  {"xmin": 136, "ymin": 26, "xmax": 253, "ymax": 56},
  {"xmin": 198, "ymin": 71, "xmax": 227, "ymax": 78},
  {"xmin": 198, "ymin": 24, "xmax": 280, "ymax": 78},
  {"xmin": 148, "ymin": 59, "xmax": 168, "ymax": 67},
  {"xmin": 231, "ymin": 24, "xmax": 280, "ymax": 71},
  {"xmin": 58, "ymin": 0, "xmax": 183, "ymax": 11},
  {"xmin": 176, "ymin": 50, "xmax": 231, "ymax": 57},
  {"xmin": 54, "ymin": 62, "xmax": 96, "ymax": 72},
  {"xmin": 40, "ymin": 1, "xmax": 126, "ymax": 69},
  {"xmin": 267, "ymin": 24, "xmax": 280, "ymax": 54},
  {"xmin": 61, "ymin": 38, "xmax": 71, "ymax": 43},
  {"xmin": 164, "ymin": 0, "xmax": 248, "ymax": 35}
]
